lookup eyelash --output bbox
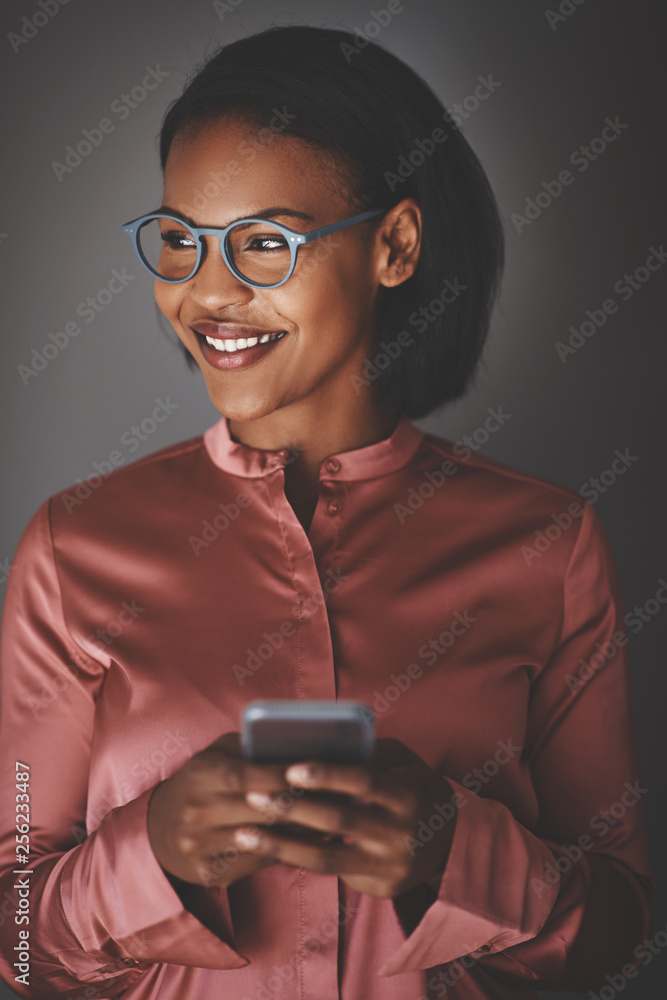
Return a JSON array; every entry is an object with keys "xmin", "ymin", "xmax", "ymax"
[{"xmin": 161, "ymin": 231, "xmax": 194, "ymax": 248}]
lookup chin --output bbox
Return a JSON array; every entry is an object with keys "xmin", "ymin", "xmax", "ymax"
[{"xmin": 206, "ymin": 388, "xmax": 281, "ymax": 425}]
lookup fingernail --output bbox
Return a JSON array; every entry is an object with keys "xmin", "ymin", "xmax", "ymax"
[
  {"xmin": 234, "ymin": 828, "xmax": 261, "ymax": 848},
  {"xmin": 246, "ymin": 791, "xmax": 274, "ymax": 809},
  {"xmin": 285, "ymin": 764, "xmax": 316, "ymax": 785}
]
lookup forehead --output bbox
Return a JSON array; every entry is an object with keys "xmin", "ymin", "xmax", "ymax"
[{"xmin": 163, "ymin": 117, "xmax": 349, "ymax": 226}]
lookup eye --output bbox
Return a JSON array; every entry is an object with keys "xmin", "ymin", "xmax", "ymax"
[
  {"xmin": 245, "ymin": 234, "xmax": 289, "ymax": 252},
  {"xmin": 161, "ymin": 229, "xmax": 196, "ymax": 250}
]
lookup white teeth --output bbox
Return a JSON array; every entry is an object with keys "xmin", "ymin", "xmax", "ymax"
[{"xmin": 203, "ymin": 331, "xmax": 286, "ymax": 352}]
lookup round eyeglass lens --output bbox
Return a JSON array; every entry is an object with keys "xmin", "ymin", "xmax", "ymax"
[
  {"xmin": 226, "ymin": 221, "xmax": 293, "ymax": 285},
  {"xmin": 137, "ymin": 217, "xmax": 199, "ymax": 280}
]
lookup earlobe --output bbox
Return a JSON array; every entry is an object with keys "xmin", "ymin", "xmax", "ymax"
[{"xmin": 379, "ymin": 260, "xmax": 408, "ymax": 289}]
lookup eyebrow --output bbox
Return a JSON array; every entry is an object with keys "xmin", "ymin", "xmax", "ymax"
[{"xmin": 157, "ymin": 205, "xmax": 315, "ymax": 228}]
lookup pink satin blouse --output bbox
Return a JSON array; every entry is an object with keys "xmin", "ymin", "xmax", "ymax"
[{"xmin": 0, "ymin": 414, "xmax": 652, "ymax": 999}]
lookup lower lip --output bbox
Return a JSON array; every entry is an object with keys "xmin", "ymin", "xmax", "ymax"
[{"xmin": 193, "ymin": 331, "xmax": 287, "ymax": 371}]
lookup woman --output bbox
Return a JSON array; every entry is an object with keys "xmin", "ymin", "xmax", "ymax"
[{"xmin": 0, "ymin": 24, "xmax": 652, "ymax": 1000}]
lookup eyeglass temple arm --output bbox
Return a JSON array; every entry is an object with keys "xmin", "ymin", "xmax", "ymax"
[
  {"xmin": 301, "ymin": 208, "xmax": 385, "ymax": 244},
  {"xmin": 120, "ymin": 208, "xmax": 385, "ymax": 241}
]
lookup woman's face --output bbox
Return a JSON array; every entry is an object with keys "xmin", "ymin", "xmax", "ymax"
[{"xmin": 155, "ymin": 117, "xmax": 418, "ymax": 425}]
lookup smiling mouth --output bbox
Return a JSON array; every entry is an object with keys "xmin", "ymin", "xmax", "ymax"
[{"xmin": 201, "ymin": 330, "xmax": 288, "ymax": 353}]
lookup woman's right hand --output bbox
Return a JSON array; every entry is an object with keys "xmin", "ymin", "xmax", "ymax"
[{"xmin": 147, "ymin": 731, "xmax": 301, "ymax": 888}]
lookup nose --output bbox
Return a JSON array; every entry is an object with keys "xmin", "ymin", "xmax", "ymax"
[{"xmin": 187, "ymin": 235, "xmax": 254, "ymax": 309}]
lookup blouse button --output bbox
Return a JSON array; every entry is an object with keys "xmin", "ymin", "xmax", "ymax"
[
  {"xmin": 327, "ymin": 499, "xmax": 341, "ymax": 516},
  {"xmin": 325, "ymin": 457, "xmax": 341, "ymax": 474}
]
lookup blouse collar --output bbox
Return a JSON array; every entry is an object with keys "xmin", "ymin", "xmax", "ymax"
[{"xmin": 203, "ymin": 413, "xmax": 424, "ymax": 481}]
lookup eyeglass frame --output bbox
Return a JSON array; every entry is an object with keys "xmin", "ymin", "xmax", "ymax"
[{"xmin": 121, "ymin": 207, "xmax": 385, "ymax": 288}]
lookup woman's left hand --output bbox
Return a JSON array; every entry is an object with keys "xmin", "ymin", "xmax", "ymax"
[{"xmin": 233, "ymin": 737, "xmax": 459, "ymax": 898}]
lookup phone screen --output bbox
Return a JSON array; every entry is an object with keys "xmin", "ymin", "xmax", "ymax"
[{"xmin": 241, "ymin": 700, "xmax": 374, "ymax": 763}]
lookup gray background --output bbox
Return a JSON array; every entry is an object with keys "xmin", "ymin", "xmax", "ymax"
[{"xmin": 0, "ymin": 1, "xmax": 664, "ymax": 997}]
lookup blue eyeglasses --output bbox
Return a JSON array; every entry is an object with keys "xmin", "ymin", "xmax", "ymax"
[{"xmin": 121, "ymin": 208, "xmax": 385, "ymax": 288}]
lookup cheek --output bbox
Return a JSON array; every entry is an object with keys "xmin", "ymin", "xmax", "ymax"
[
  {"xmin": 154, "ymin": 281, "xmax": 184, "ymax": 326},
  {"xmin": 290, "ymin": 241, "xmax": 373, "ymax": 317}
]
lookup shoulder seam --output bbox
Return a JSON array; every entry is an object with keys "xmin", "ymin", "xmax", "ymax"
[
  {"xmin": 421, "ymin": 433, "xmax": 580, "ymax": 501},
  {"xmin": 52, "ymin": 435, "xmax": 206, "ymax": 501},
  {"xmin": 45, "ymin": 497, "xmax": 110, "ymax": 671},
  {"xmin": 553, "ymin": 499, "xmax": 595, "ymax": 653}
]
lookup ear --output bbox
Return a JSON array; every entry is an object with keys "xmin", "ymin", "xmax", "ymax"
[{"xmin": 374, "ymin": 198, "xmax": 422, "ymax": 289}]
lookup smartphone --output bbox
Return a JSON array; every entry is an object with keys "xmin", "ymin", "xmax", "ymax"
[{"xmin": 241, "ymin": 700, "xmax": 375, "ymax": 764}]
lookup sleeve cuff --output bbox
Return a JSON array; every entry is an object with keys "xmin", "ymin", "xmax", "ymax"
[
  {"xmin": 379, "ymin": 777, "xmax": 560, "ymax": 976},
  {"xmin": 59, "ymin": 787, "xmax": 249, "ymax": 975}
]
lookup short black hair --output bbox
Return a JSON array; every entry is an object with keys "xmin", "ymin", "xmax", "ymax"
[{"xmin": 159, "ymin": 25, "xmax": 504, "ymax": 420}]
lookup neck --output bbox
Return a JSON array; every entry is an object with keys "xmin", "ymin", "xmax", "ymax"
[{"xmin": 227, "ymin": 392, "xmax": 399, "ymax": 530}]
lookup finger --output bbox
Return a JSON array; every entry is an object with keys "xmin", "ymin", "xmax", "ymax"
[
  {"xmin": 189, "ymin": 749, "xmax": 297, "ymax": 797},
  {"xmin": 231, "ymin": 825, "xmax": 367, "ymax": 877},
  {"xmin": 245, "ymin": 790, "xmax": 396, "ymax": 852},
  {"xmin": 191, "ymin": 823, "xmax": 340, "ymax": 863},
  {"xmin": 189, "ymin": 844, "xmax": 277, "ymax": 886},
  {"xmin": 372, "ymin": 737, "xmax": 420, "ymax": 768},
  {"xmin": 281, "ymin": 760, "xmax": 415, "ymax": 815},
  {"xmin": 179, "ymin": 795, "xmax": 296, "ymax": 830},
  {"xmin": 207, "ymin": 731, "xmax": 243, "ymax": 755},
  {"xmin": 195, "ymin": 731, "xmax": 305, "ymax": 794}
]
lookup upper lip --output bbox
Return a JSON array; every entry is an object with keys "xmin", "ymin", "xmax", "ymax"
[{"xmin": 190, "ymin": 321, "xmax": 284, "ymax": 340}]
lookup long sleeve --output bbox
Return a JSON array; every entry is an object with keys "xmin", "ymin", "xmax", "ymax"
[
  {"xmin": 0, "ymin": 500, "xmax": 248, "ymax": 998},
  {"xmin": 380, "ymin": 500, "xmax": 653, "ymax": 990}
]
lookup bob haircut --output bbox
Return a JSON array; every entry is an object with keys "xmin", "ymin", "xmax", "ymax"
[{"xmin": 158, "ymin": 25, "xmax": 504, "ymax": 420}]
